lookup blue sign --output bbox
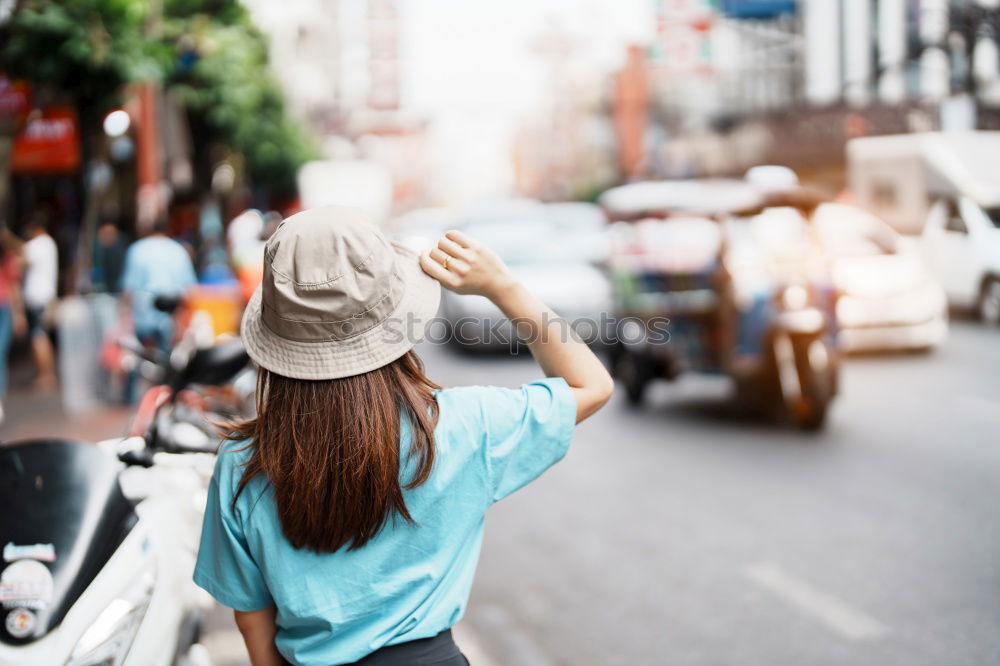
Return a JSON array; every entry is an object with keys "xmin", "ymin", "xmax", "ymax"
[{"xmin": 721, "ymin": 0, "xmax": 796, "ymax": 18}]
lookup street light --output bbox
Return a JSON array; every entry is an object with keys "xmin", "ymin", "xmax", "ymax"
[{"xmin": 103, "ymin": 109, "xmax": 131, "ymax": 137}]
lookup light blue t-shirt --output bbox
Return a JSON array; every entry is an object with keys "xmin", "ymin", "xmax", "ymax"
[
  {"xmin": 120, "ymin": 236, "xmax": 197, "ymax": 336},
  {"xmin": 193, "ymin": 378, "xmax": 576, "ymax": 665}
]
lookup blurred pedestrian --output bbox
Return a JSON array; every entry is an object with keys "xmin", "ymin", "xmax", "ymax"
[
  {"xmin": 193, "ymin": 208, "xmax": 613, "ymax": 665},
  {"xmin": 229, "ymin": 209, "xmax": 273, "ymax": 302},
  {"xmin": 0, "ymin": 229, "xmax": 27, "ymax": 424},
  {"xmin": 121, "ymin": 217, "xmax": 197, "ymax": 353},
  {"xmin": 93, "ymin": 221, "xmax": 128, "ymax": 294},
  {"xmin": 226, "ymin": 208, "xmax": 263, "ymax": 254},
  {"xmin": 196, "ymin": 197, "xmax": 232, "ymax": 282},
  {"xmin": 262, "ymin": 210, "xmax": 282, "ymax": 240},
  {"xmin": 21, "ymin": 215, "xmax": 59, "ymax": 391}
]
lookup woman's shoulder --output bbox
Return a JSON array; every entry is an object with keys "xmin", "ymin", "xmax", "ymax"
[
  {"xmin": 211, "ymin": 438, "xmax": 272, "ymax": 520},
  {"xmin": 217, "ymin": 436, "xmax": 254, "ymax": 459},
  {"xmin": 212, "ymin": 438, "xmax": 256, "ymax": 489}
]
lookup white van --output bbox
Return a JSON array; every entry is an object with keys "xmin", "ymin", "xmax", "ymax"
[{"xmin": 848, "ymin": 132, "xmax": 1000, "ymax": 324}]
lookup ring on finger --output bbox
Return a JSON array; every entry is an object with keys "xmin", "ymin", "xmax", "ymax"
[{"xmin": 442, "ymin": 255, "xmax": 450, "ymax": 270}]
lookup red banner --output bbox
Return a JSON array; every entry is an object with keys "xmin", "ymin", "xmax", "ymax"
[{"xmin": 11, "ymin": 106, "xmax": 81, "ymax": 174}]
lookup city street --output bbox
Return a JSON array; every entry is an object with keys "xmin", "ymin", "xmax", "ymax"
[{"xmin": 6, "ymin": 2, "xmax": 1000, "ymax": 665}]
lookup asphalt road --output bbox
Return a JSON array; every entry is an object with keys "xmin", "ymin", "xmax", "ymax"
[
  {"xmin": 203, "ymin": 320, "xmax": 1000, "ymax": 666},
  {"xmin": 420, "ymin": 320, "xmax": 1000, "ymax": 666}
]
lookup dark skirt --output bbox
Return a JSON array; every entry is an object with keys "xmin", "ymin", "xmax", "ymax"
[{"xmin": 348, "ymin": 629, "xmax": 469, "ymax": 666}]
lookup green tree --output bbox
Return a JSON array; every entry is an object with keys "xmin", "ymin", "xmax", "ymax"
[
  {"xmin": 0, "ymin": 0, "xmax": 156, "ymax": 226},
  {"xmin": 1, "ymin": 0, "xmax": 315, "ymax": 204},
  {"xmin": 163, "ymin": 11, "xmax": 316, "ymax": 198},
  {"xmin": 1, "ymin": 0, "xmax": 154, "ymax": 113}
]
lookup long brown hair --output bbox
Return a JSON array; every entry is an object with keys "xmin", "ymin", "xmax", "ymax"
[{"xmin": 227, "ymin": 351, "xmax": 440, "ymax": 552}]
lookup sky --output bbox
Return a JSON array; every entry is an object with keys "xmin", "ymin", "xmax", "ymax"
[{"xmin": 399, "ymin": 0, "xmax": 654, "ymax": 203}]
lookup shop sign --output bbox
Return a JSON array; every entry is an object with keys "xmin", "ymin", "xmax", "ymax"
[{"xmin": 11, "ymin": 105, "xmax": 81, "ymax": 174}]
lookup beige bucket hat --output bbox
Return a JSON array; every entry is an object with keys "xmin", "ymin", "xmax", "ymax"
[{"xmin": 240, "ymin": 206, "xmax": 440, "ymax": 380}]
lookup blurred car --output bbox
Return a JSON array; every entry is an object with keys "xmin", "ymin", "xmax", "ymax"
[
  {"xmin": 546, "ymin": 201, "xmax": 606, "ymax": 229},
  {"xmin": 813, "ymin": 203, "xmax": 948, "ymax": 352},
  {"xmin": 545, "ymin": 202, "xmax": 609, "ymax": 264},
  {"xmin": 440, "ymin": 220, "xmax": 612, "ymax": 350},
  {"xmin": 459, "ymin": 197, "xmax": 548, "ymax": 225}
]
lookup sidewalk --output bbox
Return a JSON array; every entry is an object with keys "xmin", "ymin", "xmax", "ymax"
[{"xmin": 0, "ymin": 363, "xmax": 131, "ymax": 443}]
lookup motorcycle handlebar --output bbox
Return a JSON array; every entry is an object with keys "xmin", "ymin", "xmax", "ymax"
[
  {"xmin": 117, "ymin": 337, "xmax": 170, "ymax": 367},
  {"xmin": 118, "ymin": 448, "xmax": 156, "ymax": 467}
]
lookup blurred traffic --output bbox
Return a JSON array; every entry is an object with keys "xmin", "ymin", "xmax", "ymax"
[{"xmin": 1, "ymin": 1, "xmax": 999, "ymax": 665}]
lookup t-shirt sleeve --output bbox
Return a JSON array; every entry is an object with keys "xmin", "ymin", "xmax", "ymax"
[
  {"xmin": 193, "ymin": 457, "xmax": 272, "ymax": 611},
  {"xmin": 475, "ymin": 377, "xmax": 577, "ymax": 503}
]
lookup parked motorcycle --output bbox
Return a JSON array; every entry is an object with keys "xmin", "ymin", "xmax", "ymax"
[
  {"xmin": 124, "ymin": 294, "xmax": 256, "ymax": 448},
  {"xmin": 0, "ymin": 336, "xmax": 251, "ymax": 665}
]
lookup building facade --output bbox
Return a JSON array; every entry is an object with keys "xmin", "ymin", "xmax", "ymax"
[{"xmin": 630, "ymin": 0, "xmax": 1000, "ymax": 187}]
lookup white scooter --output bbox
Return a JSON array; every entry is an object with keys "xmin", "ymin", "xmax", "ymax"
[{"xmin": 0, "ymin": 339, "xmax": 251, "ymax": 666}]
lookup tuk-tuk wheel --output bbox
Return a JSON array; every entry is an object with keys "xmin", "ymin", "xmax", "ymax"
[
  {"xmin": 789, "ymin": 396, "xmax": 827, "ymax": 431},
  {"xmin": 785, "ymin": 336, "xmax": 833, "ymax": 431},
  {"xmin": 764, "ymin": 332, "xmax": 834, "ymax": 431},
  {"xmin": 613, "ymin": 346, "xmax": 652, "ymax": 406}
]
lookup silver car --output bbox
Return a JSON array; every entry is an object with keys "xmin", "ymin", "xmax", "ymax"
[{"xmin": 440, "ymin": 220, "xmax": 612, "ymax": 351}]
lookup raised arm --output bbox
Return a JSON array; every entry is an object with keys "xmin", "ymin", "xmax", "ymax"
[{"xmin": 420, "ymin": 230, "xmax": 614, "ymax": 423}]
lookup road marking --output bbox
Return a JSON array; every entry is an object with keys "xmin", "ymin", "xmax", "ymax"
[{"xmin": 745, "ymin": 562, "xmax": 888, "ymax": 641}]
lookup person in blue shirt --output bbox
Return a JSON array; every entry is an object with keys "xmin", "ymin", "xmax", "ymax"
[
  {"xmin": 194, "ymin": 206, "xmax": 613, "ymax": 666},
  {"xmin": 120, "ymin": 218, "xmax": 197, "ymax": 352}
]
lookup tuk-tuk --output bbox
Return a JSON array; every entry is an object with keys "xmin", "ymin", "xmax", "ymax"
[{"xmin": 599, "ymin": 179, "xmax": 839, "ymax": 430}]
